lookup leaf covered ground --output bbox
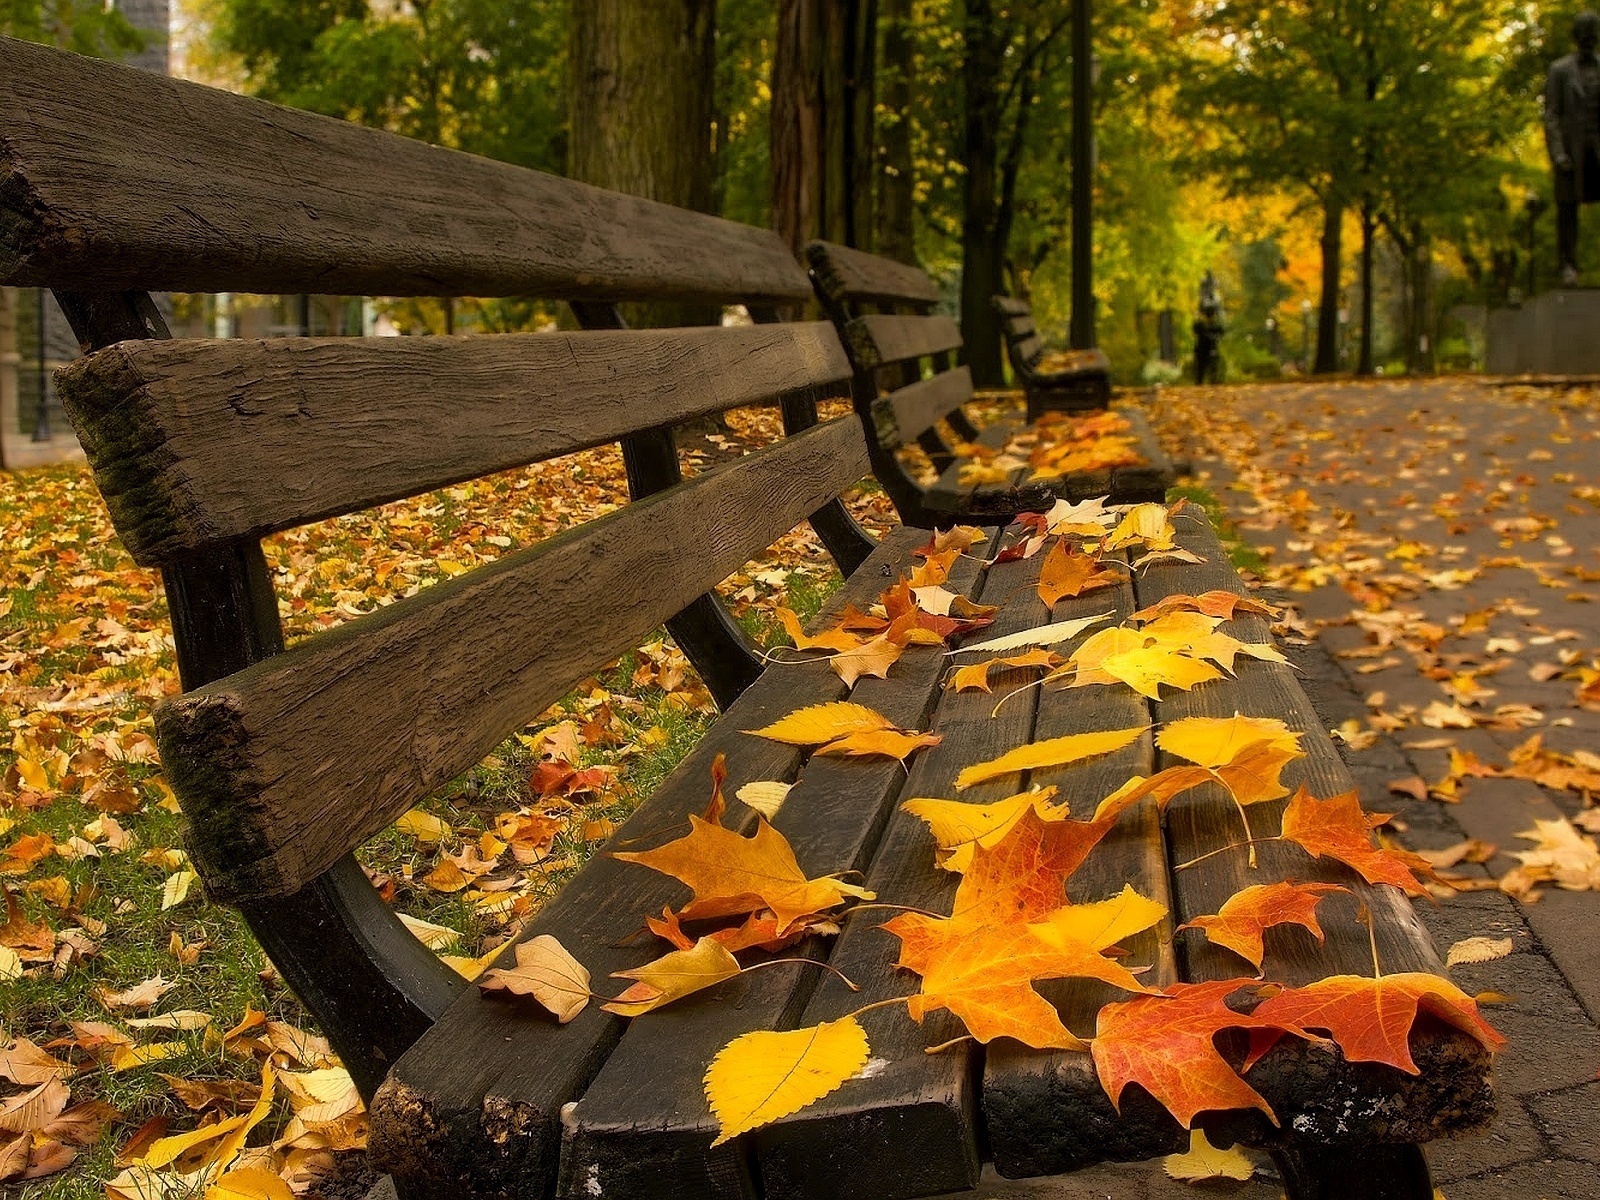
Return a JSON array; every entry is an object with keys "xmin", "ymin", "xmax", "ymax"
[{"xmin": 0, "ymin": 404, "xmax": 895, "ymax": 1198}]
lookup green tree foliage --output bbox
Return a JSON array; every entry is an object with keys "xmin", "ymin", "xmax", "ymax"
[{"xmin": 0, "ymin": 0, "xmax": 143, "ymax": 56}]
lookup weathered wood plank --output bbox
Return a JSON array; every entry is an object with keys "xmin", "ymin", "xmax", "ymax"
[
  {"xmin": 982, "ymin": 559, "xmax": 1186, "ymax": 1177},
  {"xmin": 806, "ymin": 241, "xmax": 943, "ymax": 307},
  {"xmin": 843, "ymin": 315, "xmax": 963, "ymax": 370},
  {"xmin": 156, "ymin": 419, "xmax": 871, "ymax": 903},
  {"xmin": 0, "ymin": 38, "xmax": 809, "ymax": 303},
  {"xmin": 58, "ymin": 323, "xmax": 852, "ymax": 566},
  {"xmin": 1135, "ymin": 515, "xmax": 1494, "ymax": 1148},
  {"xmin": 1014, "ymin": 335, "xmax": 1044, "ymax": 365},
  {"xmin": 753, "ymin": 536, "xmax": 1062, "ymax": 1200},
  {"xmin": 558, "ymin": 550, "xmax": 986, "ymax": 1200},
  {"xmin": 992, "ymin": 296, "xmax": 1032, "ymax": 318},
  {"xmin": 366, "ymin": 528, "xmax": 935, "ymax": 1199},
  {"xmin": 1004, "ymin": 317, "xmax": 1037, "ymax": 341},
  {"xmin": 870, "ymin": 366, "xmax": 974, "ymax": 448}
]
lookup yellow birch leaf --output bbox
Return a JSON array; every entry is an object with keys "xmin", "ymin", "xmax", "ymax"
[
  {"xmin": 394, "ymin": 810, "xmax": 450, "ymax": 844},
  {"xmin": 954, "ymin": 726, "xmax": 1147, "ymax": 790},
  {"xmin": 160, "ymin": 870, "xmax": 198, "ymax": 911},
  {"xmin": 1163, "ymin": 1129, "xmax": 1255, "ymax": 1181},
  {"xmin": 206, "ymin": 1168, "xmax": 296, "ymax": 1200},
  {"xmin": 110, "ymin": 1043, "xmax": 185, "ymax": 1072},
  {"xmin": 746, "ymin": 702, "xmax": 895, "ymax": 746},
  {"xmin": 602, "ymin": 938, "xmax": 742, "ymax": 1017},
  {"xmin": 734, "ymin": 781, "xmax": 792, "ymax": 819},
  {"xmin": 705, "ymin": 1016, "xmax": 869, "ymax": 1146},
  {"xmin": 476, "ymin": 935, "xmax": 592, "ymax": 1023}
]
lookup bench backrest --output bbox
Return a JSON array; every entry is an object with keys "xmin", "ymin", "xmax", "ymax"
[
  {"xmin": 805, "ymin": 241, "xmax": 973, "ymax": 451},
  {"xmin": 993, "ymin": 295, "xmax": 1045, "ymax": 370},
  {"xmin": 3, "ymin": 35, "xmax": 871, "ymax": 1096}
]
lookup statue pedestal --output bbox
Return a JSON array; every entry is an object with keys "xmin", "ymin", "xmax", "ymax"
[{"xmin": 1487, "ymin": 289, "xmax": 1600, "ymax": 375}]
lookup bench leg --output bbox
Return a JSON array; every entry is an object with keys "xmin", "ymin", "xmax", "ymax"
[{"xmin": 1271, "ymin": 1144, "xmax": 1432, "ymax": 1200}]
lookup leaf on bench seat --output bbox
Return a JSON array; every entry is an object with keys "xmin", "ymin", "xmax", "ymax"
[
  {"xmin": 954, "ymin": 725, "xmax": 1147, "ymax": 790},
  {"xmin": 705, "ymin": 1016, "xmax": 870, "ymax": 1147},
  {"xmin": 1178, "ymin": 882, "xmax": 1350, "ymax": 971},
  {"xmin": 476, "ymin": 935, "xmax": 591, "ymax": 1024},
  {"xmin": 1278, "ymin": 788, "xmax": 1438, "ymax": 898},
  {"xmin": 601, "ymin": 938, "xmax": 742, "ymax": 1017}
]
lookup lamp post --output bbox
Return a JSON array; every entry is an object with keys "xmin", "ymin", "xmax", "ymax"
[{"xmin": 1069, "ymin": 0, "xmax": 1095, "ymax": 349}]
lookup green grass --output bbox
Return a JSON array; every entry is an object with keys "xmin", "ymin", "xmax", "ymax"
[{"xmin": 1167, "ymin": 481, "xmax": 1271, "ymax": 577}]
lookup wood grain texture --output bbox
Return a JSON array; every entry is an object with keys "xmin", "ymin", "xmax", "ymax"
[
  {"xmin": 870, "ymin": 367, "xmax": 974, "ymax": 447},
  {"xmin": 1134, "ymin": 515, "xmax": 1493, "ymax": 1147},
  {"xmin": 754, "ymin": 535, "xmax": 1061, "ymax": 1200},
  {"xmin": 806, "ymin": 240, "xmax": 942, "ymax": 306},
  {"xmin": 366, "ymin": 528, "xmax": 934, "ymax": 1199},
  {"xmin": 843, "ymin": 315, "xmax": 963, "ymax": 370},
  {"xmin": 156, "ymin": 418, "xmax": 871, "ymax": 903},
  {"xmin": 559, "ymin": 551, "xmax": 986, "ymax": 1200},
  {"xmin": 0, "ymin": 37, "xmax": 808, "ymax": 303},
  {"xmin": 59, "ymin": 323, "xmax": 853, "ymax": 566},
  {"xmin": 983, "ymin": 559, "xmax": 1187, "ymax": 1177}
]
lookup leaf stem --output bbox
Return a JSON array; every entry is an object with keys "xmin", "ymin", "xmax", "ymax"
[
  {"xmin": 844, "ymin": 902, "xmax": 947, "ymax": 920},
  {"xmin": 844, "ymin": 996, "xmax": 912, "ymax": 1021},
  {"xmin": 740, "ymin": 957, "xmax": 860, "ymax": 992},
  {"xmin": 1173, "ymin": 836, "xmax": 1282, "ymax": 872},
  {"xmin": 1233, "ymin": 798, "xmax": 1259, "ymax": 869}
]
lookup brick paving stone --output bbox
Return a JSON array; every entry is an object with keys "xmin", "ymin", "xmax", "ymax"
[
  {"xmin": 1522, "ymin": 889, "xmax": 1600, "ymax": 1021},
  {"xmin": 1436, "ymin": 1157, "xmax": 1600, "ymax": 1199},
  {"xmin": 1527, "ymin": 1081, "xmax": 1600, "ymax": 1164},
  {"xmin": 1428, "ymin": 1096, "xmax": 1547, "ymax": 1183}
]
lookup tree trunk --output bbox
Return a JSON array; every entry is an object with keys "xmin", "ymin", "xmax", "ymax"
[
  {"xmin": 1356, "ymin": 207, "xmax": 1375, "ymax": 377},
  {"xmin": 875, "ymin": 0, "xmax": 916, "ymax": 264},
  {"xmin": 1314, "ymin": 194, "xmax": 1344, "ymax": 374},
  {"xmin": 1406, "ymin": 230, "xmax": 1435, "ymax": 375},
  {"xmin": 961, "ymin": 0, "xmax": 1006, "ymax": 386},
  {"xmin": 772, "ymin": 0, "xmax": 877, "ymax": 257},
  {"xmin": 570, "ymin": 0, "xmax": 717, "ymax": 328},
  {"xmin": 0, "ymin": 286, "xmax": 16, "ymax": 469}
]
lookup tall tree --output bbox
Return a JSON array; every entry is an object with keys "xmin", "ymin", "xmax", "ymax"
[
  {"xmin": 770, "ymin": 0, "xmax": 878, "ymax": 257},
  {"xmin": 0, "ymin": 0, "xmax": 142, "ymax": 56},
  {"xmin": 570, "ymin": 0, "xmax": 717, "ymax": 327},
  {"xmin": 875, "ymin": 0, "xmax": 917, "ymax": 264}
]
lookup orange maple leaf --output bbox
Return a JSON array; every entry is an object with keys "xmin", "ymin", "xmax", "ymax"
[
  {"xmin": 1246, "ymin": 973, "xmax": 1506, "ymax": 1074},
  {"xmin": 1036, "ymin": 541, "xmax": 1124, "ymax": 608},
  {"xmin": 1278, "ymin": 788, "xmax": 1436, "ymax": 898},
  {"xmin": 1178, "ymin": 882, "xmax": 1349, "ymax": 971},
  {"xmin": 1092, "ymin": 980, "xmax": 1312, "ymax": 1127},
  {"xmin": 613, "ymin": 816, "xmax": 873, "ymax": 934},
  {"xmin": 774, "ymin": 607, "xmax": 866, "ymax": 654},
  {"xmin": 948, "ymin": 648, "xmax": 1064, "ymax": 694},
  {"xmin": 886, "ymin": 814, "xmax": 1159, "ymax": 1048},
  {"xmin": 1130, "ymin": 590, "xmax": 1283, "ymax": 623}
]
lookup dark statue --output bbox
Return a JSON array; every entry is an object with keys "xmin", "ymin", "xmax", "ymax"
[
  {"xmin": 1192, "ymin": 271, "xmax": 1224, "ymax": 385},
  {"xmin": 1545, "ymin": 11, "xmax": 1600, "ymax": 285}
]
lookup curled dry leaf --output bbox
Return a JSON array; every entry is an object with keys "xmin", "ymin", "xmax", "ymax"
[
  {"xmin": 734, "ymin": 781, "xmax": 792, "ymax": 819},
  {"xmin": 1178, "ymin": 882, "xmax": 1349, "ymax": 971},
  {"xmin": 1445, "ymin": 936, "xmax": 1515, "ymax": 967},
  {"xmin": 746, "ymin": 702, "xmax": 894, "ymax": 746},
  {"xmin": 476, "ymin": 935, "xmax": 592, "ymax": 1023},
  {"xmin": 954, "ymin": 726, "xmax": 1147, "ymax": 790},
  {"xmin": 953, "ymin": 611, "xmax": 1114, "ymax": 656},
  {"xmin": 602, "ymin": 937, "xmax": 743, "ymax": 1017},
  {"xmin": 94, "ymin": 975, "xmax": 176, "ymax": 1013},
  {"xmin": 704, "ymin": 1016, "xmax": 870, "ymax": 1146},
  {"xmin": 810, "ymin": 728, "xmax": 942, "ymax": 762},
  {"xmin": 1278, "ymin": 788, "xmax": 1436, "ymax": 898}
]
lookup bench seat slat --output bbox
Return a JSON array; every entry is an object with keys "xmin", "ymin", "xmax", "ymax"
[
  {"xmin": 58, "ymin": 323, "xmax": 851, "ymax": 565},
  {"xmin": 870, "ymin": 366, "xmax": 974, "ymax": 448},
  {"xmin": 992, "ymin": 296, "xmax": 1031, "ymax": 318},
  {"xmin": 806, "ymin": 240, "xmax": 943, "ymax": 307},
  {"xmin": 366, "ymin": 526, "xmax": 934, "ymax": 1198},
  {"xmin": 752, "ymin": 547, "xmax": 1117, "ymax": 1200},
  {"xmin": 843, "ymin": 314, "xmax": 963, "ymax": 369},
  {"xmin": 0, "ymin": 37, "xmax": 809, "ymax": 303},
  {"xmin": 1004, "ymin": 317, "xmax": 1037, "ymax": 341},
  {"xmin": 155, "ymin": 418, "xmax": 871, "ymax": 902},
  {"xmin": 982, "ymin": 560, "xmax": 1185, "ymax": 1177},
  {"xmin": 1132, "ymin": 517, "xmax": 1494, "ymax": 1149},
  {"xmin": 559, "ymin": 547, "xmax": 991, "ymax": 1200}
]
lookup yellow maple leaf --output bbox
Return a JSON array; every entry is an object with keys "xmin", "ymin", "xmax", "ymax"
[{"xmin": 1163, "ymin": 1129, "xmax": 1255, "ymax": 1182}]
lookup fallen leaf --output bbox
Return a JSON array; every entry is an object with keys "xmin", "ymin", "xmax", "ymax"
[
  {"xmin": 954, "ymin": 726, "xmax": 1147, "ymax": 790},
  {"xmin": 746, "ymin": 702, "xmax": 894, "ymax": 746},
  {"xmin": 95, "ymin": 976, "xmax": 176, "ymax": 1013},
  {"xmin": 602, "ymin": 938, "xmax": 743, "ymax": 1016},
  {"xmin": 1036, "ymin": 541, "xmax": 1125, "ymax": 607},
  {"xmin": 1279, "ymin": 788, "xmax": 1435, "ymax": 898},
  {"xmin": 734, "ymin": 781, "xmax": 792, "ymax": 818},
  {"xmin": 476, "ymin": 935, "xmax": 592, "ymax": 1022},
  {"xmin": 1179, "ymin": 882, "xmax": 1348, "ymax": 971},
  {"xmin": 704, "ymin": 1016, "xmax": 869, "ymax": 1146},
  {"xmin": 811, "ymin": 728, "xmax": 943, "ymax": 762},
  {"xmin": 954, "ymin": 612, "xmax": 1114, "ymax": 656},
  {"xmin": 1163, "ymin": 1129, "xmax": 1255, "ymax": 1181},
  {"xmin": 1446, "ymin": 937, "xmax": 1514, "ymax": 967}
]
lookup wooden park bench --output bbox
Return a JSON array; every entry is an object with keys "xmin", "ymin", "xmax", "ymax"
[
  {"xmin": 3, "ymin": 37, "xmax": 1495, "ymax": 1200},
  {"xmin": 993, "ymin": 294, "xmax": 1115, "ymax": 416},
  {"xmin": 807, "ymin": 242, "xmax": 1171, "ymax": 528}
]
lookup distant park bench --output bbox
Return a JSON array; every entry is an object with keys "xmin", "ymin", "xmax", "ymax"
[
  {"xmin": 809, "ymin": 242, "xmax": 1169, "ymax": 528},
  {"xmin": 993, "ymin": 294, "xmax": 1115, "ymax": 416},
  {"xmin": 2, "ymin": 36, "xmax": 1492, "ymax": 1200}
]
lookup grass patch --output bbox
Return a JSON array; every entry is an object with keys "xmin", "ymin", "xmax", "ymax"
[{"xmin": 1167, "ymin": 481, "xmax": 1271, "ymax": 577}]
